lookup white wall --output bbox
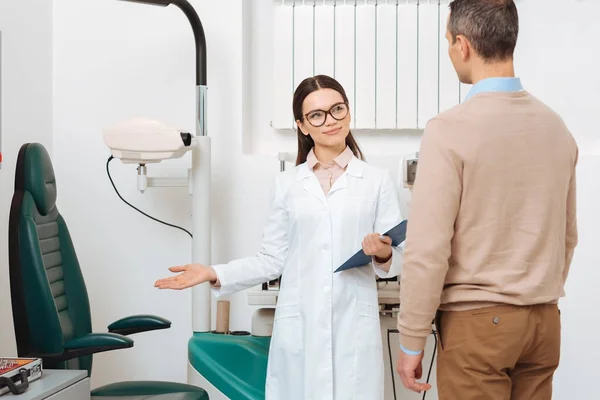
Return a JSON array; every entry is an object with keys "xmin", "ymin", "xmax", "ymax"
[
  {"xmin": 0, "ymin": 0, "xmax": 53, "ymax": 355},
  {"xmin": 0, "ymin": 0, "xmax": 593, "ymax": 398},
  {"xmin": 515, "ymin": 1, "xmax": 600, "ymax": 398}
]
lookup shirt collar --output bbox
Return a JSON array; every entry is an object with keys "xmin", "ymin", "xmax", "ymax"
[
  {"xmin": 306, "ymin": 146, "xmax": 354, "ymax": 171},
  {"xmin": 464, "ymin": 77, "xmax": 524, "ymax": 101}
]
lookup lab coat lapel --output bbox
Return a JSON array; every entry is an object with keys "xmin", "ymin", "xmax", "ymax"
[
  {"xmin": 304, "ymin": 176, "xmax": 327, "ymax": 204},
  {"xmin": 328, "ymin": 172, "xmax": 348, "ymax": 194},
  {"xmin": 297, "ymin": 163, "xmax": 327, "ymax": 204},
  {"xmin": 328, "ymin": 157, "xmax": 363, "ymax": 196}
]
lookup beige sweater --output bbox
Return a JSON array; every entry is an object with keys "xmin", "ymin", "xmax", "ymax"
[{"xmin": 398, "ymin": 91, "xmax": 579, "ymax": 351}]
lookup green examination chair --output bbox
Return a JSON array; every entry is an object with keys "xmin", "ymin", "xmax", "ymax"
[{"xmin": 8, "ymin": 142, "xmax": 209, "ymax": 399}]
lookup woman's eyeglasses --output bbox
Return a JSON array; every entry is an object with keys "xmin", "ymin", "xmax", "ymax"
[{"xmin": 303, "ymin": 102, "xmax": 349, "ymax": 127}]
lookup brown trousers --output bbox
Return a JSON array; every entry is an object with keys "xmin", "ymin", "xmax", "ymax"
[{"xmin": 435, "ymin": 303, "xmax": 561, "ymax": 400}]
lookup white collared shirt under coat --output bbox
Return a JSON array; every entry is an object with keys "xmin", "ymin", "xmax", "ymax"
[{"xmin": 211, "ymin": 155, "xmax": 405, "ymax": 400}]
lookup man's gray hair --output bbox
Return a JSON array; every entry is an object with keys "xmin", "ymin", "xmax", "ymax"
[{"xmin": 449, "ymin": 0, "xmax": 519, "ymax": 61}]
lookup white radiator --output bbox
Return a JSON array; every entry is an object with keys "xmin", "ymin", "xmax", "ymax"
[{"xmin": 271, "ymin": 0, "xmax": 471, "ymax": 131}]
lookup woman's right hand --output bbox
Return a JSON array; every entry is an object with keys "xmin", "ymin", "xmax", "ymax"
[{"xmin": 154, "ymin": 264, "xmax": 218, "ymax": 290}]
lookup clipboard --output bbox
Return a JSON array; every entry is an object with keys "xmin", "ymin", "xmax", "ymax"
[{"xmin": 334, "ymin": 220, "xmax": 407, "ymax": 273}]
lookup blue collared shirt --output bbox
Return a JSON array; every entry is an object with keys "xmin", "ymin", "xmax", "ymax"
[
  {"xmin": 399, "ymin": 77, "xmax": 524, "ymax": 357},
  {"xmin": 464, "ymin": 77, "xmax": 524, "ymax": 101}
]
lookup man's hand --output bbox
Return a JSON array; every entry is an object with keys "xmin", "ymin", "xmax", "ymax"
[
  {"xmin": 396, "ymin": 350, "xmax": 432, "ymax": 393},
  {"xmin": 362, "ymin": 233, "xmax": 392, "ymax": 262}
]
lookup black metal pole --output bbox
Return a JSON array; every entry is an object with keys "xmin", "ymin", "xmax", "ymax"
[{"xmin": 171, "ymin": 0, "xmax": 207, "ymax": 87}]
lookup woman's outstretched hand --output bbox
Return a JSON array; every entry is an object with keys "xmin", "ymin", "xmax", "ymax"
[{"xmin": 154, "ymin": 264, "xmax": 218, "ymax": 290}]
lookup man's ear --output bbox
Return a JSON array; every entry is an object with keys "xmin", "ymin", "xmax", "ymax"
[{"xmin": 456, "ymin": 35, "xmax": 470, "ymax": 61}]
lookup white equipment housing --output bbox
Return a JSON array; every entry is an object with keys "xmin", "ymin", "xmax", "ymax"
[
  {"xmin": 402, "ymin": 152, "xmax": 419, "ymax": 189},
  {"xmin": 103, "ymin": 118, "xmax": 193, "ymax": 164},
  {"xmin": 103, "ymin": 117, "xmax": 212, "ymax": 336}
]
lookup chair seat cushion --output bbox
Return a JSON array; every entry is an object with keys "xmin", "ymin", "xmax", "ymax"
[{"xmin": 91, "ymin": 381, "xmax": 208, "ymax": 399}]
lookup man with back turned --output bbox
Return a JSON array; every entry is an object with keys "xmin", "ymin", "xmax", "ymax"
[{"xmin": 395, "ymin": 0, "xmax": 578, "ymax": 398}]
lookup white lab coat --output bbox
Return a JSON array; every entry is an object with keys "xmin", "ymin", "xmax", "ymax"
[{"xmin": 211, "ymin": 156, "xmax": 404, "ymax": 400}]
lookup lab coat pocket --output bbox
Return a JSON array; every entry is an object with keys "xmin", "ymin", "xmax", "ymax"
[
  {"xmin": 357, "ymin": 302, "xmax": 381, "ymax": 349},
  {"xmin": 267, "ymin": 304, "xmax": 304, "ymax": 399},
  {"xmin": 274, "ymin": 303, "xmax": 300, "ymax": 320},
  {"xmin": 272, "ymin": 304, "xmax": 302, "ymax": 355},
  {"xmin": 354, "ymin": 302, "xmax": 385, "ymax": 399},
  {"xmin": 357, "ymin": 303, "xmax": 380, "ymax": 320}
]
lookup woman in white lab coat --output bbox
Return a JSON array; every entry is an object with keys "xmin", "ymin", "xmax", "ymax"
[{"xmin": 155, "ymin": 75, "xmax": 405, "ymax": 400}]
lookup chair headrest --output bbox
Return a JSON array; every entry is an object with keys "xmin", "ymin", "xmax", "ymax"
[{"xmin": 15, "ymin": 143, "xmax": 57, "ymax": 216}]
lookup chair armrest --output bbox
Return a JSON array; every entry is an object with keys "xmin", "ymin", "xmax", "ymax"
[
  {"xmin": 63, "ymin": 332, "xmax": 133, "ymax": 359},
  {"xmin": 108, "ymin": 314, "xmax": 171, "ymax": 336},
  {"xmin": 63, "ymin": 332, "xmax": 132, "ymax": 359},
  {"xmin": 26, "ymin": 332, "xmax": 134, "ymax": 364},
  {"xmin": 64, "ymin": 332, "xmax": 133, "ymax": 351}
]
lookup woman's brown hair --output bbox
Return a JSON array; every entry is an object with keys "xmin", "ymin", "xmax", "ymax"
[{"xmin": 292, "ymin": 75, "xmax": 364, "ymax": 166}]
